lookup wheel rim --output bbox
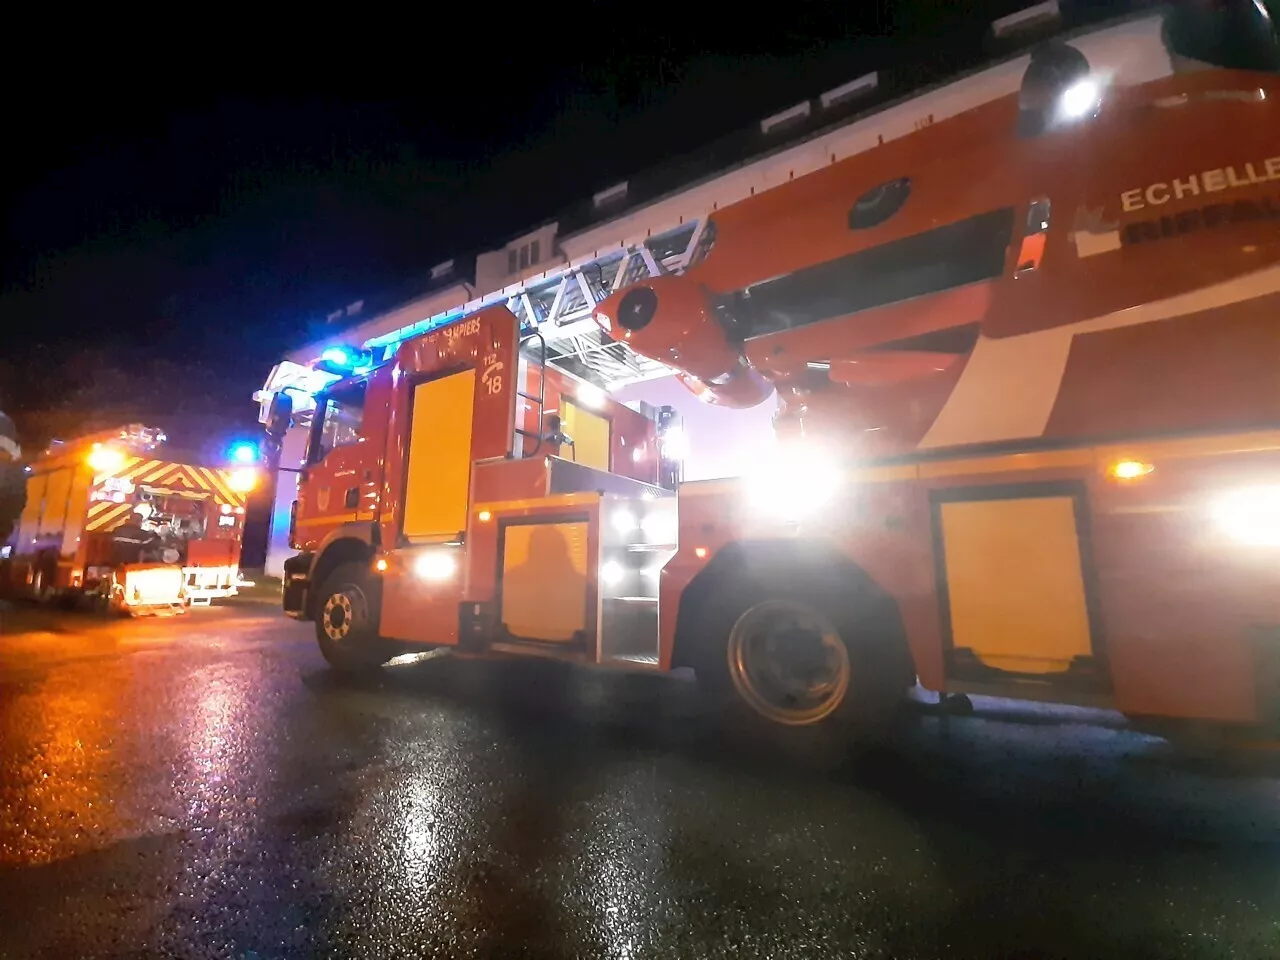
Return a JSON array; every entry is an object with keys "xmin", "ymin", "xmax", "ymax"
[
  {"xmin": 322, "ymin": 587, "xmax": 362, "ymax": 642},
  {"xmin": 726, "ymin": 599, "xmax": 850, "ymax": 726}
]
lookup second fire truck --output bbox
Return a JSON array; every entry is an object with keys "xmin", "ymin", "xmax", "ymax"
[{"xmin": 5, "ymin": 425, "xmax": 255, "ymax": 613}]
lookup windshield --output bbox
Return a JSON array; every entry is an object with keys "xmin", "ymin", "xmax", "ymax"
[{"xmin": 311, "ymin": 381, "xmax": 367, "ymax": 463}]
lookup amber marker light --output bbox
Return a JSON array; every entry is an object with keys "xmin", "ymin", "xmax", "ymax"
[{"xmin": 1108, "ymin": 459, "xmax": 1154, "ymax": 481}]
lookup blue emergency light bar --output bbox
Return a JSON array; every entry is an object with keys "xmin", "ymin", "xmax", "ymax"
[{"xmin": 316, "ymin": 344, "xmax": 374, "ymax": 377}]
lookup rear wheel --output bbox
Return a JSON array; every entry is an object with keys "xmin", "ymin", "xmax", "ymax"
[
  {"xmin": 313, "ymin": 561, "xmax": 393, "ymax": 672},
  {"xmin": 691, "ymin": 575, "xmax": 912, "ymax": 742},
  {"xmin": 727, "ymin": 599, "xmax": 851, "ymax": 726}
]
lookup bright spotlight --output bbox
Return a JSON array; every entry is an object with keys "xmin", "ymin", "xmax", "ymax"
[
  {"xmin": 611, "ymin": 510, "xmax": 638, "ymax": 535},
  {"xmin": 87, "ymin": 445, "xmax": 126, "ymax": 474},
  {"xmin": 1058, "ymin": 78, "xmax": 1101, "ymax": 120},
  {"xmin": 600, "ymin": 560, "xmax": 625, "ymax": 586},
  {"xmin": 744, "ymin": 445, "xmax": 841, "ymax": 522},
  {"xmin": 1211, "ymin": 485, "xmax": 1280, "ymax": 547},
  {"xmin": 228, "ymin": 468, "xmax": 258, "ymax": 493},
  {"xmin": 660, "ymin": 425, "xmax": 687, "ymax": 461},
  {"xmin": 640, "ymin": 510, "xmax": 676, "ymax": 543},
  {"xmin": 576, "ymin": 382, "xmax": 608, "ymax": 409}
]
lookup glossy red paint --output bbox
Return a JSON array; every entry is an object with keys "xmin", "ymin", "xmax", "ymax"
[{"xmin": 378, "ymin": 307, "xmax": 520, "ymax": 550}]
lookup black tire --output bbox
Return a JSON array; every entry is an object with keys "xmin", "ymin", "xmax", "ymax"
[
  {"xmin": 31, "ymin": 564, "xmax": 57, "ymax": 605},
  {"xmin": 313, "ymin": 561, "xmax": 393, "ymax": 672},
  {"xmin": 689, "ymin": 572, "xmax": 913, "ymax": 743}
]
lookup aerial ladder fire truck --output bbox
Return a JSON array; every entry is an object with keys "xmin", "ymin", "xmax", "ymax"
[
  {"xmin": 271, "ymin": 11, "xmax": 1280, "ymax": 741},
  {"xmin": 4, "ymin": 425, "xmax": 257, "ymax": 614}
]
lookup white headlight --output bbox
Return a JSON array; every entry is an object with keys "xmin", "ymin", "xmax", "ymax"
[
  {"xmin": 1211, "ymin": 485, "xmax": 1280, "ymax": 547},
  {"xmin": 640, "ymin": 510, "xmax": 676, "ymax": 543},
  {"xmin": 415, "ymin": 550, "xmax": 458, "ymax": 581},
  {"xmin": 660, "ymin": 425, "xmax": 687, "ymax": 461}
]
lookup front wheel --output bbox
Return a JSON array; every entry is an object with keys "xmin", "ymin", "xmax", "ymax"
[{"xmin": 313, "ymin": 561, "xmax": 393, "ymax": 672}]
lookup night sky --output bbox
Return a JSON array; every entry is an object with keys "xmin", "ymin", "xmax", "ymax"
[{"xmin": 1, "ymin": 1, "xmax": 1033, "ymax": 451}]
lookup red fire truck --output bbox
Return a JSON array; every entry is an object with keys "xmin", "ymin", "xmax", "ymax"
[
  {"xmin": 5, "ymin": 425, "xmax": 256, "ymax": 614},
  {"xmin": 272, "ymin": 27, "xmax": 1280, "ymax": 740}
]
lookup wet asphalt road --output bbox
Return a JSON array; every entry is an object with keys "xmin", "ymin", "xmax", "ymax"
[{"xmin": 1, "ymin": 600, "xmax": 1279, "ymax": 960}]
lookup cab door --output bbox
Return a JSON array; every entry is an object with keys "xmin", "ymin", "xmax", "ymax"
[{"xmin": 294, "ymin": 379, "xmax": 374, "ymax": 548}]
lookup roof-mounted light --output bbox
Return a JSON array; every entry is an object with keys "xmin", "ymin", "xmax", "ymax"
[
  {"xmin": 316, "ymin": 345, "xmax": 374, "ymax": 377},
  {"xmin": 1057, "ymin": 77, "xmax": 1103, "ymax": 121},
  {"xmin": 87, "ymin": 444, "xmax": 127, "ymax": 474}
]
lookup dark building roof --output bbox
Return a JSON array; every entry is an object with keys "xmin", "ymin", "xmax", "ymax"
[
  {"xmin": 553, "ymin": 2, "xmax": 1160, "ymax": 241},
  {"xmin": 314, "ymin": 0, "xmax": 1278, "ymax": 327}
]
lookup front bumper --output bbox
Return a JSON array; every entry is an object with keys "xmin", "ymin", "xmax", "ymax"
[
  {"xmin": 118, "ymin": 563, "xmax": 186, "ymax": 613},
  {"xmin": 182, "ymin": 565, "xmax": 240, "ymax": 603},
  {"xmin": 282, "ymin": 553, "xmax": 313, "ymax": 620}
]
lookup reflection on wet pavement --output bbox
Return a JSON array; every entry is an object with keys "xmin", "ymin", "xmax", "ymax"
[{"xmin": 1, "ymin": 603, "xmax": 1279, "ymax": 958}]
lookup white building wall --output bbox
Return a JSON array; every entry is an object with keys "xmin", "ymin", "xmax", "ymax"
[
  {"xmin": 474, "ymin": 223, "xmax": 563, "ymax": 295},
  {"xmin": 611, "ymin": 376, "xmax": 778, "ymax": 482}
]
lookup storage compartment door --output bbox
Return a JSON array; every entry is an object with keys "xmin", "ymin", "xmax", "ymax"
[
  {"xmin": 403, "ymin": 370, "xmax": 476, "ymax": 541},
  {"xmin": 937, "ymin": 491, "xmax": 1096, "ymax": 678},
  {"xmin": 37, "ymin": 468, "xmax": 73, "ymax": 538},
  {"xmin": 17, "ymin": 473, "xmax": 47, "ymax": 546},
  {"xmin": 500, "ymin": 521, "xmax": 589, "ymax": 643},
  {"xmin": 561, "ymin": 399, "xmax": 611, "ymax": 471},
  {"xmin": 59, "ymin": 469, "xmax": 92, "ymax": 556}
]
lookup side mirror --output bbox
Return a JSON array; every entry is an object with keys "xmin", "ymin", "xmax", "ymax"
[{"xmin": 266, "ymin": 392, "xmax": 294, "ymax": 441}]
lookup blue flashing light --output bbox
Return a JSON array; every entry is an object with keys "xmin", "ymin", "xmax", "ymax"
[
  {"xmin": 229, "ymin": 441, "xmax": 259, "ymax": 464},
  {"xmin": 317, "ymin": 344, "xmax": 374, "ymax": 376},
  {"xmin": 321, "ymin": 346, "xmax": 352, "ymax": 367}
]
